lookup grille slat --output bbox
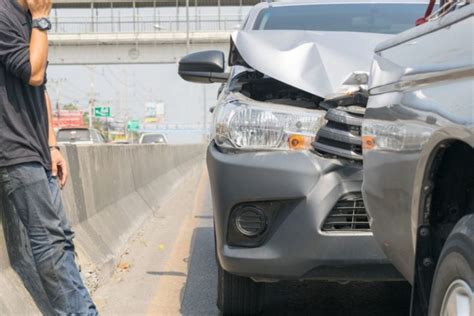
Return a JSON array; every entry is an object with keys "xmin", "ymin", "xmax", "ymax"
[
  {"xmin": 313, "ymin": 93, "xmax": 367, "ymax": 163},
  {"xmin": 329, "ymin": 206, "xmax": 366, "ymax": 210},
  {"xmin": 328, "ymin": 214, "xmax": 369, "ymax": 218},
  {"xmin": 324, "ymin": 222, "xmax": 370, "ymax": 226},
  {"xmin": 322, "ymin": 195, "xmax": 371, "ymax": 232}
]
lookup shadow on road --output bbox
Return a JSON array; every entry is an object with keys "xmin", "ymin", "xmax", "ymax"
[
  {"xmin": 263, "ymin": 280, "xmax": 411, "ymax": 315},
  {"xmin": 180, "ymin": 225, "xmax": 411, "ymax": 315},
  {"xmin": 181, "ymin": 226, "xmax": 219, "ymax": 315}
]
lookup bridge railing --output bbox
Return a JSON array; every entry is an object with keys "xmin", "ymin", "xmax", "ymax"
[{"xmin": 51, "ymin": 14, "xmax": 243, "ymax": 33}]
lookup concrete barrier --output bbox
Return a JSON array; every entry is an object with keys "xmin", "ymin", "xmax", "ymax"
[{"xmin": 0, "ymin": 144, "xmax": 204, "ymax": 315}]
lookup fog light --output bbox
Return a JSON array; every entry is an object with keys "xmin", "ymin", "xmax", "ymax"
[
  {"xmin": 234, "ymin": 206, "xmax": 267, "ymax": 237},
  {"xmin": 227, "ymin": 200, "xmax": 298, "ymax": 247}
]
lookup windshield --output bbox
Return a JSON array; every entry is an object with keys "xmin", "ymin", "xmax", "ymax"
[
  {"xmin": 141, "ymin": 134, "xmax": 166, "ymax": 144},
  {"xmin": 253, "ymin": 4, "xmax": 428, "ymax": 34},
  {"xmin": 57, "ymin": 129, "xmax": 91, "ymax": 142}
]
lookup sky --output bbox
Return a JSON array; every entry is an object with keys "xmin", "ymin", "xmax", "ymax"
[
  {"xmin": 48, "ymin": 64, "xmax": 218, "ymax": 125},
  {"xmin": 47, "ymin": 5, "xmax": 252, "ymax": 126}
]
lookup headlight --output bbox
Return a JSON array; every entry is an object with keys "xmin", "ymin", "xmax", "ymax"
[
  {"xmin": 362, "ymin": 120, "xmax": 433, "ymax": 152},
  {"xmin": 213, "ymin": 94, "xmax": 325, "ymax": 151}
]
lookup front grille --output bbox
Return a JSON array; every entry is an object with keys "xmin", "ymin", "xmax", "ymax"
[
  {"xmin": 322, "ymin": 195, "xmax": 371, "ymax": 232},
  {"xmin": 313, "ymin": 92, "xmax": 367, "ymax": 162}
]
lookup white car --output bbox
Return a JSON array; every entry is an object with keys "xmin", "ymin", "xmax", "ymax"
[
  {"xmin": 57, "ymin": 128, "xmax": 106, "ymax": 145},
  {"xmin": 139, "ymin": 133, "xmax": 168, "ymax": 144}
]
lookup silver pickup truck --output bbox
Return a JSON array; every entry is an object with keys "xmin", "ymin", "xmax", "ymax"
[
  {"xmin": 178, "ymin": 1, "xmax": 433, "ymax": 314},
  {"xmin": 362, "ymin": 1, "xmax": 473, "ymax": 315}
]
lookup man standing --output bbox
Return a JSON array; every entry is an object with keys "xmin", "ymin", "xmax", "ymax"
[{"xmin": 0, "ymin": 0, "xmax": 97, "ymax": 314}]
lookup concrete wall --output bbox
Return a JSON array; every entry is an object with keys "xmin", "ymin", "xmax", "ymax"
[{"xmin": 0, "ymin": 144, "xmax": 204, "ymax": 315}]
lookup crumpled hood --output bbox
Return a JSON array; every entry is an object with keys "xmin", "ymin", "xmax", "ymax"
[{"xmin": 231, "ymin": 30, "xmax": 393, "ymax": 98}]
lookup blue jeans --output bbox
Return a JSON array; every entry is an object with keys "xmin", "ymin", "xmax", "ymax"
[{"xmin": 0, "ymin": 162, "xmax": 97, "ymax": 315}]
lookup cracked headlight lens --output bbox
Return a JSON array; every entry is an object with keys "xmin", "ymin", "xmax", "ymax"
[{"xmin": 213, "ymin": 94, "xmax": 325, "ymax": 151}]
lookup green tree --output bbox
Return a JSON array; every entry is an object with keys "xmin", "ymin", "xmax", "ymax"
[
  {"xmin": 83, "ymin": 112, "xmax": 89, "ymax": 127},
  {"xmin": 63, "ymin": 103, "xmax": 78, "ymax": 111}
]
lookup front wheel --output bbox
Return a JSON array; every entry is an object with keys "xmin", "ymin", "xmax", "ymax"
[
  {"xmin": 428, "ymin": 215, "xmax": 474, "ymax": 316},
  {"xmin": 217, "ymin": 262, "xmax": 265, "ymax": 315}
]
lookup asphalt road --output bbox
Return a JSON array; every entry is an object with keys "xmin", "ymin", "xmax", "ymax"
[{"xmin": 93, "ymin": 166, "xmax": 411, "ymax": 315}]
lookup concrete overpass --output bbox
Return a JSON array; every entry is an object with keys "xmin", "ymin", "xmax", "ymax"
[
  {"xmin": 53, "ymin": 0, "xmax": 261, "ymax": 9},
  {"xmin": 49, "ymin": 4, "xmax": 244, "ymax": 64},
  {"xmin": 49, "ymin": 31, "xmax": 231, "ymax": 64}
]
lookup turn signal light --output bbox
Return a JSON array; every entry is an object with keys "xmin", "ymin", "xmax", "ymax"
[
  {"xmin": 288, "ymin": 134, "xmax": 312, "ymax": 150},
  {"xmin": 362, "ymin": 135, "xmax": 375, "ymax": 151}
]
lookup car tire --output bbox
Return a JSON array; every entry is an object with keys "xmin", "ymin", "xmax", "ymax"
[
  {"xmin": 217, "ymin": 263, "xmax": 265, "ymax": 315},
  {"xmin": 428, "ymin": 215, "xmax": 474, "ymax": 316}
]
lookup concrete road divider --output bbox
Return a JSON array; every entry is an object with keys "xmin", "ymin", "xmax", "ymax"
[{"xmin": 0, "ymin": 144, "xmax": 205, "ymax": 315}]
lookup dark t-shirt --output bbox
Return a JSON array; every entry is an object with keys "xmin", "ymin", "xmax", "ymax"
[{"xmin": 0, "ymin": 0, "xmax": 51, "ymax": 170}]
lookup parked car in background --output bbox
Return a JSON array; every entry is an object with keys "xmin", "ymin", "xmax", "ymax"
[
  {"xmin": 362, "ymin": 1, "xmax": 473, "ymax": 315},
  {"xmin": 111, "ymin": 140, "xmax": 131, "ymax": 145},
  {"xmin": 178, "ymin": 0, "xmax": 430, "ymax": 314},
  {"xmin": 139, "ymin": 133, "xmax": 168, "ymax": 144},
  {"xmin": 57, "ymin": 128, "xmax": 106, "ymax": 145}
]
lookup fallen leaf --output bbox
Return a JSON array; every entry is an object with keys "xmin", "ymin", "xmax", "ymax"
[{"xmin": 117, "ymin": 262, "xmax": 131, "ymax": 271}]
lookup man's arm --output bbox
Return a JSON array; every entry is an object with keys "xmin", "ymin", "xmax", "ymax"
[
  {"xmin": 45, "ymin": 91, "xmax": 68, "ymax": 188},
  {"xmin": 0, "ymin": 17, "xmax": 31, "ymax": 82},
  {"xmin": 45, "ymin": 90, "xmax": 57, "ymax": 147},
  {"xmin": 28, "ymin": 28, "xmax": 48, "ymax": 86},
  {"xmin": 27, "ymin": 0, "xmax": 52, "ymax": 86}
]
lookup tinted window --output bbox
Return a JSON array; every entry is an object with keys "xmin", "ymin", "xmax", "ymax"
[
  {"xmin": 57, "ymin": 129, "xmax": 91, "ymax": 142},
  {"xmin": 253, "ymin": 4, "xmax": 427, "ymax": 34}
]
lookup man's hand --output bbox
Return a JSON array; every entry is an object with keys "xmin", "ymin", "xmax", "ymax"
[
  {"xmin": 26, "ymin": 0, "xmax": 52, "ymax": 19},
  {"xmin": 51, "ymin": 148, "xmax": 68, "ymax": 189}
]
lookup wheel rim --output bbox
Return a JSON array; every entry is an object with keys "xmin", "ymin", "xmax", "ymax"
[{"xmin": 440, "ymin": 279, "xmax": 474, "ymax": 316}]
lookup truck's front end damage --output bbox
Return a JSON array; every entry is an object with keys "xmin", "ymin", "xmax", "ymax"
[
  {"xmin": 208, "ymin": 30, "xmax": 402, "ymax": 282},
  {"xmin": 178, "ymin": 26, "xmax": 407, "ymax": 314},
  {"xmin": 209, "ymin": 140, "xmax": 400, "ymax": 282}
]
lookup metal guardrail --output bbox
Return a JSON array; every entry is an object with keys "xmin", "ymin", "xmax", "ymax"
[{"xmin": 51, "ymin": 15, "xmax": 243, "ymax": 33}]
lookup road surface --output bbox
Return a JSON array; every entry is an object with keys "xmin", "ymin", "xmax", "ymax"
[{"xmin": 93, "ymin": 165, "xmax": 411, "ymax": 315}]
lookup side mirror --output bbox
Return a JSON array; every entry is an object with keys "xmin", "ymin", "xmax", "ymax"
[{"xmin": 178, "ymin": 50, "xmax": 229, "ymax": 84}]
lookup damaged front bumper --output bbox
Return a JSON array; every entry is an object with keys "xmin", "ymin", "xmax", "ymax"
[{"xmin": 208, "ymin": 143, "xmax": 402, "ymax": 282}]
